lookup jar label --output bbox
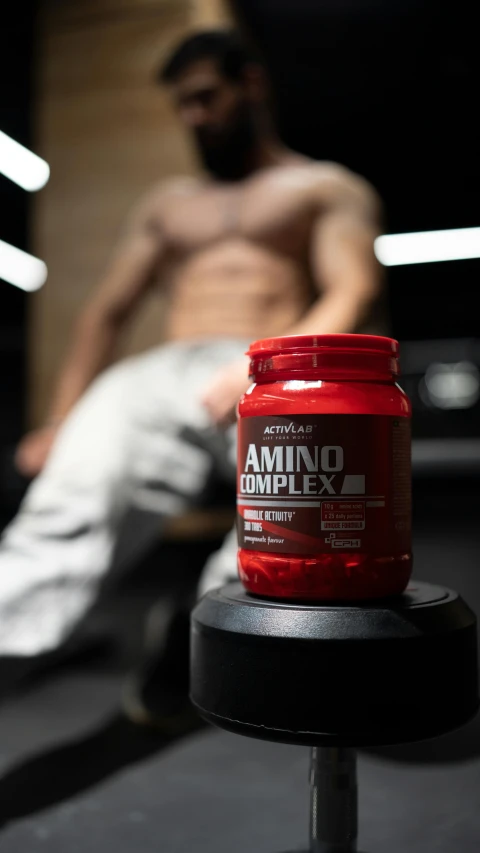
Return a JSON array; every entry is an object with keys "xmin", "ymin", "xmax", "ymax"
[{"xmin": 237, "ymin": 415, "xmax": 411, "ymax": 555}]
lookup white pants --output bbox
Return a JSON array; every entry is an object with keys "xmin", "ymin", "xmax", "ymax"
[{"xmin": 0, "ymin": 340, "xmax": 242, "ymax": 659}]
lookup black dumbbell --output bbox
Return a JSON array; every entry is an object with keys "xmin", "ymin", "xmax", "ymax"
[{"xmin": 190, "ymin": 582, "xmax": 478, "ymax": 852}]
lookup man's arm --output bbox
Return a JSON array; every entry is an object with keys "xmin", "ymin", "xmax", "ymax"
[
  {"xmin": 16, "ymin": 192, "xmax": 167, "ymax": 476},
  {"xmin": 48, "ymin": 217, "xmax": 165, "ymax": 423},
  {"xmin": 290, "ymin": 167, "xmax": 384, "ymax": 336}
]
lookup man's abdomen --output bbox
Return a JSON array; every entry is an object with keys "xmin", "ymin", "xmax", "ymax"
[{"xmin": 164, "ymin": 238, "xmax": 312, "ymax": 343}]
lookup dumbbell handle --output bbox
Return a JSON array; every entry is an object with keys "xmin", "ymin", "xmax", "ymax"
[{"xmin": 310, "ymin": 747, "xmax": 358, "ymax": 852}]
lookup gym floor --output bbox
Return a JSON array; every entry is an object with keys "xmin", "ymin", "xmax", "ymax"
[{"xmin": 0, "ymin": 478, "xmax": 479, "ymax": 851}]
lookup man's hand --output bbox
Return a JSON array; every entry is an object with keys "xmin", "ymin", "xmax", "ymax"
[
  {"xmin": 15, "ymin": 425, "xmax": 60, "ymax": 478},
  {"xmin": 201, "ymin": 357, "xmax": 251, "ymax": 427}
]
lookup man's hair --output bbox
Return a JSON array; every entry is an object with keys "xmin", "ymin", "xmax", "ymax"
[{"xmin": 159, "ymin": 29, "xmax": 259, "ymax": 84}]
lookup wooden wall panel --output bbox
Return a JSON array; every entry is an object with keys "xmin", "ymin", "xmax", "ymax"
[{"xmin": 31, "ymin": 0, "xmax": 197, "ymax": 426}]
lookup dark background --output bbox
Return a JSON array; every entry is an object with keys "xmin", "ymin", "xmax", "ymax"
[
  {"xmin": 0, "ymin": 3, "xmax": 36, "ymax": 449},
  {"xmin": 0, "ymin": 2, "xmax": 37, "ymax": 525}
]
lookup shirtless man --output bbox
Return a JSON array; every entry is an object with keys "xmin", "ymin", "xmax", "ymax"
[{"xmin": 0, "ymin": 30, "xmax": 383, "ymax": 665}]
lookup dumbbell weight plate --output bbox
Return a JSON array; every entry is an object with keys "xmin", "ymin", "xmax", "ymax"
[{"xmin": 190, "ymin": 582, "xmax": 478, "ymax": 747}]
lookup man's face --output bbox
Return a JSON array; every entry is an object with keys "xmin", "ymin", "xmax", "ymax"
[{"xmin": 168, "ymin": 59, "xmax": 258, "ymax": 181}]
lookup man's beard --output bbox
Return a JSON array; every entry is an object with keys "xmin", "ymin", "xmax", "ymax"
[{"xmin": 194, "ymin": 108, "xmax": 257, "ymax": 182}]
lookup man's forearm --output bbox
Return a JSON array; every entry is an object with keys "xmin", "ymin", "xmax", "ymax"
[
  {"xmin": 288, "ymin": 289, "xmax": 376, "ymax": 338},
  {"xmin": 46, "ymin": 314, "xmax": 122, "ymax": 424}
]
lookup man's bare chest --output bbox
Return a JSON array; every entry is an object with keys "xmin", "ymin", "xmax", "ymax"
[{"xmin": 161, "ymin": 182, "xmax": 313, "ymax": 259}]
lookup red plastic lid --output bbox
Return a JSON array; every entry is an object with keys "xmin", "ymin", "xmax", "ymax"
[
  {"xmin": 247, "ymin": 334, "xmax": 399, "ymax": 381},
  {"xmin": 248, "ymin": 334, "xmax": 398, "ymax": 356}
]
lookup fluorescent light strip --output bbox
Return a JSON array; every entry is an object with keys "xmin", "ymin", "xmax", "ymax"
[
  {"xmin": 0, "ymin": 130, "xmax": 50, "ymax": 192},
  {"xmin": 375, "ymin": 227, "xmax": 480, "ymax": 266},
  {"xmin": 0, "ymin": 239, "xmax": 47, "ymax": 292}
]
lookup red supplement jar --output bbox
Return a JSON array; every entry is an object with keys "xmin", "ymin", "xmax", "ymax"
[{"xmin": 237, "ymin": 334, "xmax": 412, "ymax": 600}]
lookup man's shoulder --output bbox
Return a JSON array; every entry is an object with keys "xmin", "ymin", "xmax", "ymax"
[
  {"xmin": 285, "ymin": 158, "xmax": 376, "ymax": 201},
  {"xmin": 267, "ymin": 155, "xmax": 377, "ymax": 208}
]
